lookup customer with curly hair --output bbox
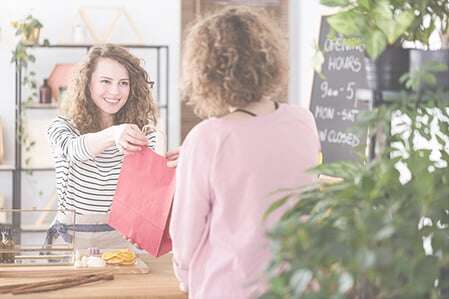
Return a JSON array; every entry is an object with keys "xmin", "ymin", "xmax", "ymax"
[
  {"xmin": 170, "ymin": 6, "xmax": 321, "ymax": 298},
  {"xmin": 47, "ymin": 44, "xmax": 177, "ymax": 248}
]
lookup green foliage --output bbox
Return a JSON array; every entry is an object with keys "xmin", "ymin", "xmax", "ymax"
[
  {"xmin": 400, "ymin": 62, "xmax": 449, "ymax": 93},
  {"xmin": 320, "ymin": 0, "xmax": 449, "ymax": 59},
  {"xmin": 10, "ymin": 15, "xmax": 49, "ymax": 167},
  {"xmin": 11, "ymin": 15, "xmax": 43, "ymax": 44},
  {"xmin": 263, "ymin": 68, "xmax": 449, "ymax": 298}
]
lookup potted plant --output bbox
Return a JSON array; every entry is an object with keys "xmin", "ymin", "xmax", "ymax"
[
  {"xmin": 11, "ymin": 14, "xmax": 43, "ymax": 45},
  {"xmin": 320, "ymin": 0, "xmax": 449, "ymax": 91},
  {"xmin": 262, "ymin": 69, "xmax": 449, "ymax": 298}
]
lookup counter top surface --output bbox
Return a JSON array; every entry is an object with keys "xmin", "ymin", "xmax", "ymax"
[{"xmin": 0, "ymin": 253, "xmax": 187, "ymax": 299}]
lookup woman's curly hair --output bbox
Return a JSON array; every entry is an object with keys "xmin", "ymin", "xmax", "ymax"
[
  {"xmin": 182, "ymin": 6, "xmax": 288, "ymax": 118},
  {"xmin": 67, "ymin": 44, "xmax": 158, "ymax": 134}
]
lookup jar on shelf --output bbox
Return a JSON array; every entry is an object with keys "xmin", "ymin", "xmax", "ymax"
[{"xmin": 39, "ymin": 78, "xmax": 52, "ymax": 104}]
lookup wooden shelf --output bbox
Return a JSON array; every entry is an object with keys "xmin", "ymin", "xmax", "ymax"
[
  {"xmin": 24, "ymin": 103, "xmax": 59, "ymax": 110},
  {"xmin": 23, "ymin": 43, "xmax": 168, "ymax": 49},
  {"xmin": 0, "ymin": 164, "xmax": 15, "ymax": 171},
  {"xmin": 20, "ymin": 167, "xmax": 55, "ymax": 171},
  {"xmin": 21, "ymin": 224, "xmax": 52, "ymax": 232},
  {"xmin": 0, "ymin": 166, "xmax": 55, "ymax": 172}
]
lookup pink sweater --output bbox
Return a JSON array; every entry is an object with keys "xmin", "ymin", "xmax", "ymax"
[{"xmin": 170, "ymin": 104, "xmax": 320, "ymax": 299}]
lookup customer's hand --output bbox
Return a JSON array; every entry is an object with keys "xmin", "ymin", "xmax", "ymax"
[
  {"xmin": 166, "ymin": 147, "xmax": 180, "ymax": 168},
  {"xmin": 113, "ymin": 124, "xmax": 148, "ymax": 154}
]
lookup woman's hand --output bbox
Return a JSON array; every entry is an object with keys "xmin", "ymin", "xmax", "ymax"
[
  {"xmin": 113, "ymin": 124, "xmax": 148, "ymax": 154},
  {"xmin": 166, "ymin": 147, "xmax": 180, "ymax": 168}
]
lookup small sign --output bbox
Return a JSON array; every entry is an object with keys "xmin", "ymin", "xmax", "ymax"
[{"xmin": 310, "ymin": 17, "xmax": 369, "ymax": 163}]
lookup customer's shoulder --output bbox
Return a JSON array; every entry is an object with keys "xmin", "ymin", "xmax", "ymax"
[
  {"xmin": 183, "ymin": 118, "xmax": 224, "ymax": 144},
  {"xmin": 282, "ymin": 104, "xmax": 315, "ymax": 122}
]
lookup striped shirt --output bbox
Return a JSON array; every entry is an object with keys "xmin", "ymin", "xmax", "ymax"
[{"xmin": 48, "ymin": 116, "xmax": 156, "ymax": 214}]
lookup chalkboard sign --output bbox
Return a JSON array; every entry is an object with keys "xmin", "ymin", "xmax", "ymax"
[{"xmin": 310, "ymin": 17, "xmax": 369, "ymax": 163}]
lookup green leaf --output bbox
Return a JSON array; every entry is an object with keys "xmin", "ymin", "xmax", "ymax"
[
  {"xmin": 424, "ymin": 61, "xmax": 448, "ymax": 73},
  {"xmin": 264, "ymin": 196, "xmax": 289, "ymax": 220},
  {"xmin": 373, "ymin": 0, "xmax": 393, "ymax": 21},
  {"xmin": 290, "ymin": 269, "xmax": 313, "ymax": 297},
  {"xmin": 422, "ymin": 73, "xmax": 437, "ymax": 87},
  {"xmin": 357, "ymin": 0, "xmax": 371, "ymax": 10},
  {"xmin": 327, "ymin": 9, "xmax": 366, "ymax": 37},
  {"xmin": 320, "ymin": 0, "xmax": 350, "ymax": 7},
  {"xmin": 338, "ymin": 272, "xmax": 354, "ymax": 293},
  {"xmin": 374, "ymin": 225, "xmax": 395, "ymax": 241},
  {"xmin": 392, "ymin": 10, "xmax": 415, "ymax": 43},
  {"xmin": 312, "ymin": 47, "xmax": 325, "ymax": 79},
  {"xmin": 365, "ymin": 30, "xmax": 387, "ymax": 60}
]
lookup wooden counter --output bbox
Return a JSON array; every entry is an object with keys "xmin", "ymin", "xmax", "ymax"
[{"xmin": 0, "ymin": 253, "xmax": 187, "ymax": 299}]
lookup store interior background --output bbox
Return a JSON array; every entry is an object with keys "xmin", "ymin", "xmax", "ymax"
[{"xmin": 0, "ymin": 0, "xmax": 325, "ymax": 227}]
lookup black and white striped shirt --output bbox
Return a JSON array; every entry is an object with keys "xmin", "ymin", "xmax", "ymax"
[{"xmin": 48, "ymin": 116, "xmax": 156, "ymax": 214}]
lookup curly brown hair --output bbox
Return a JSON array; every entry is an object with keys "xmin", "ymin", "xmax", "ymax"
[
  {"xmin": 182, "ymin": 6, "xmax": 288, "ymax": 118},
  {"xmin": 67, "ymin": 44, "xmax": 158, "ymax": 133}
]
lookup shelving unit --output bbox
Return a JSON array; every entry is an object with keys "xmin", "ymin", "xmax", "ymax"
[{"xmin": 10, "ymin": 44, "xmax": 170, "ymax": 237}]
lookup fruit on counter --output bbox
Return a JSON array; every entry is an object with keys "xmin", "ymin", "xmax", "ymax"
[{"xmin": 101, "ymin": 249, "xmax": 136, "ymax": 265}]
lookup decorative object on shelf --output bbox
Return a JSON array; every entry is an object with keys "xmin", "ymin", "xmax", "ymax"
[
  {"xmin": 10, "ymin": 15, "xmax": 42, "ymax": 45},
  {"xmin": 39, "ymin": 78, "xmax": 52, "ymax": 104},
  {"xmin": 72, "ymin": 23, "xmax": 86, "ymax": 43},
  {"xmin": 78, "ymin": 6, "xmax": 143, "ymax": 43},
  {"xmin": 48, "ymin": 63, "xmax": 75, "ymax": 101}
]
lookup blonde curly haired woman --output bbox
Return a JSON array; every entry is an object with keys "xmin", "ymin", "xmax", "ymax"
[
  {"xmin": 47, "ymin": 44, "xmax": 177, "ymax": 249},
  {"xmin": 170, "ymin": 6, "xmax": 321, "ymax": 299}
]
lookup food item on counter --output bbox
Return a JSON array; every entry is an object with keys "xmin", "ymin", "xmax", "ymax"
[
  {"xmin": 101, "ymin": 249, "xmax": 136, "ymax": 265},
  {"xmin": 74, "ymin": 254, "xmax": 106, "ymax": 268},
  {"xmin": 86, "ymin": 256, "xmax": 106, "ymax": 267}
]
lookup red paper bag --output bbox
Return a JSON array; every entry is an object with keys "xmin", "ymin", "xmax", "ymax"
[{"xmin": 109, "ymin": 147, "xmax": 176, "ymax": 257}]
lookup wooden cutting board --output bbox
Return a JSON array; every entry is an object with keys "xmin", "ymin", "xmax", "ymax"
[{"xmin": 0, "ymin": 256, "xmax": 149, "ymax": 278}]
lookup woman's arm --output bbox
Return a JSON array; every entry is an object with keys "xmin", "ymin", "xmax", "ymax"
[
  {"xmin": 48, "ymin": 118, "xmax": 95, "ymax": 161},
  {"xmin": 48, "ymin": 118, "xmax": 149, "ymax": 160}
]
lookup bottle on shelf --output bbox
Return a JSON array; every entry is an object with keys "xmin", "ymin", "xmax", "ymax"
[{"xmin": 39, "ymin": 78, "xmax": 52, "ymax": 104}]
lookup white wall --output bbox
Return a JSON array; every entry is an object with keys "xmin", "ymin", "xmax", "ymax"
[
  {"xmin": 0, "ymin": 0, "xmax": 180, "ymax": 209},
  {"xmin": 289, "ymin": 0, "xmax": 331, "ymax": 108}
]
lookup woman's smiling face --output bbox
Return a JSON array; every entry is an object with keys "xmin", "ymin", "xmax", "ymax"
[{"xmin": 89, "ymin": 57, "xmax": 130, "ymax": 122}]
